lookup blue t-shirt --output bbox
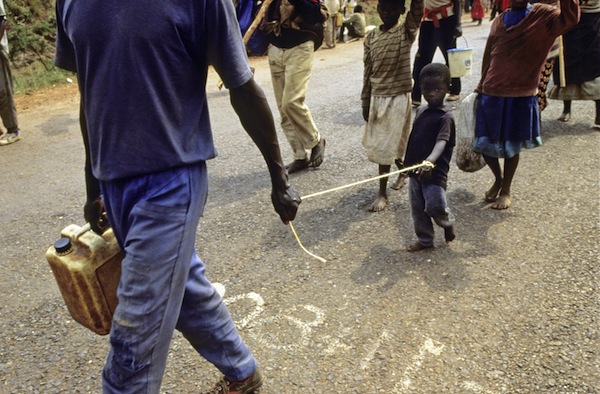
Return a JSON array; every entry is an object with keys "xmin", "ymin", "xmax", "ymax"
[{"xmin": 55, "ymin": 0, "xmax": 254, "ymax": 181}]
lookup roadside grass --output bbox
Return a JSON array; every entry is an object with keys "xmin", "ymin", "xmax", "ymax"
[{"xmin": 12, "ymin": 63, "xmax": 74, "ymax": 95}]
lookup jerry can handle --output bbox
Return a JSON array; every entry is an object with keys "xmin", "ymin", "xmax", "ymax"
[{"xmin": 74, "ymin": 223, "xmax": 92, "ymax": 239}]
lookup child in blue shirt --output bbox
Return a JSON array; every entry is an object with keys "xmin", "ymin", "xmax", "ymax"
[{"xmin": 403, "ymin": 63, "xmax": 456, "ymax": 252}]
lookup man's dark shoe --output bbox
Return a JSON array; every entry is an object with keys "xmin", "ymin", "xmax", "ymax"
[
  {"xmin": 202, "ymin": 367, "xmax": 264, "ymax": 393},
  {"xmin": 308, "ymin": 137, "xmax": 326, "ymax": 168},
  {"xmin": 286, "ymin": 159, "xmax": 309, "ymax": 174}
]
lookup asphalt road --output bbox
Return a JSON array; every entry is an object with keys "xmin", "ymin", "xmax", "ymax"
[{"xmin": 0, "ymin": 18, "xmax": 598, "ymax": 393}]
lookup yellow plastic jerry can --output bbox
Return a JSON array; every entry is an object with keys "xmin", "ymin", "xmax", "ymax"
[{"xmin": 46, "ymin": 223, "xmax": 123, "ymax": 335}]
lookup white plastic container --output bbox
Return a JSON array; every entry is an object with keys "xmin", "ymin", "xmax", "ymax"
[
  {"xmin": 447, "ymin": 47, "xmax": 473, "ymax": 78},
  {"xmin": 46, "ymin": 223, "xmax": 123, "ymax": 335}
]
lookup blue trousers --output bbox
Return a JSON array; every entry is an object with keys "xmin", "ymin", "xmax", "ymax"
[
  {"xmin": 408, "ymin": 178, "xmax": 455, "ymax": 247},
  {"xmin": 100, "ymin": 163, "xmax": 256, "ymax": 393}
]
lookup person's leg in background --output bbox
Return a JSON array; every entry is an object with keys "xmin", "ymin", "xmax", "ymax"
[
  {"xmin": 280, "ymin": 41, "xmax": 324, "ymax": 169},
  {"xmin": 324, "ymin": 15, "xmax": 336, "ymax": 48},
  {"xmin": 437, "ymin": 17, "xmax": 461, "ymax": 99},
  {"xmin": 339, "ymin": 22, "xmax": 348, "ymax": 42},
  {"xmin": 412, "ymin": 21, "xmax": 436, "ymax": 105},
  {"xmin": 268, "ymin": 44, "xmax": 307, "ymax": 172},
  {"xmin": 0, "ymin": 50, "xmax": 20, "ymax": 146}
]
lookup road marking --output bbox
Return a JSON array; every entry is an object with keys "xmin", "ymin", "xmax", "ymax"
[
  {"xmin": 394, "ymin": 338, "xmax": 445, "ymax": 393},
  {"xmin": 248, "ymin": 304, "xmax": 325, "ymax": 351},
  {"xmin": 224, "ymin": 292, "xmax": 265, "ymax": 329},
  {"xmin": 360, "ymin": 330, "xmax": 390, "ymax": 370},
  {"xmin": 321, "ymin": 334, "xmax": 353, "ymax": 355},
  {"xmin": 215, "ymin": 283, "xmax": 266, "ymax": 329},
  {"xmin": 214, "ymin": 285, "xmax": 495, "ymax": 392}
]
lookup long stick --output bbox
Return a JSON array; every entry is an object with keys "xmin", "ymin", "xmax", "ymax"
[{"xmin": 242, "ymin": 0, "xmax": 274, "ymax": 45}]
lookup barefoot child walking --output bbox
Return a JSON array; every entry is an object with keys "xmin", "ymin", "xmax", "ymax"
[
  {"xmin": 473, "ymin": 0, "xmax": 580, "ymax": 209},
  {"xmin": 361, "ymin": 0, "xmax": 424, "ymax": 212},
  {"xmin": 403, "ymin": 63, "xmax": 456, "ymax": 252}
]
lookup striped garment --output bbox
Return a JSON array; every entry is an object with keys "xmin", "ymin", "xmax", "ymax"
[{"xmin": 361, "ymin": 0, "xmax": 424, "ymax": 108}]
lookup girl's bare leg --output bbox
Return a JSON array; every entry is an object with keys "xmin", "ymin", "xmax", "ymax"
[
  {"xmin": 390, "ymin": 159, "xmax": 407, "ymax": 190},
  {"xmin": 369, "ymin": 164, "xmax": 391, "ymax": 212},
  {"xmin": 492, "ymin": 153, "xmax": 519, "ymax": 209},
  {"xmin": 483, "ymin": 154, "xmax": 503, "ymax": 202},
  {"xmin": 558, "ymin": 100, "xmax": 572, "ymax": 122}
]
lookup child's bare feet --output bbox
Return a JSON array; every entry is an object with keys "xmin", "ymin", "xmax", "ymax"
[
  {"xmin": 444, "ymin": 226, "xmax": 455, "ymax": 242},
  {"xmin": 491, "ymin": 194, "xmax": 511, "ymax": 209},
  {"xmin": 406, "ymin": 242, "xmax": 433, "ymax": 252},
  {"xmin": 390, "ymin": 174, "xmax": 407, "ymax": 190},
  {"xmin": 368, "ymin": 195, "xmax": 388, "ymax": 212},
  {"xmin": 484, "ymin": 181, "xmax": 502, "ymax": 202}
]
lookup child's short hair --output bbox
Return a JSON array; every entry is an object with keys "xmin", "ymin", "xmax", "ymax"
[
  {"xmin": 354, "ymin": 4, "xmax": 363, "ymax": 12},
  {"xmin": 420, "ymin": 63, "xmax": 451, "ymax": 86}
]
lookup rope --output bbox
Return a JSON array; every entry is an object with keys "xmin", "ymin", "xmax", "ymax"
[
  {"xmin": 302, "ymin": 161, "xmax": 433, "ymax": 200},
  {"xmin": 289, "ymin": 161, "xmax": 434, "ymax": 262},
  {"xmin": 288, "ymin": 222, "xmax": 327, "ymax": 263}
]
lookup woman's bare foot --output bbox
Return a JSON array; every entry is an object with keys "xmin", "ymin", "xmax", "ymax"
[
  {"xmin": 368, "ymin": 195, "xmax": 388, "ymax": 212},
  {"xmin": 484, "ymin": 181, "xmax": 502, "ymax": 202},
  {"xmin": 558, "ymin": 111, "xmax": 571, "ymax": 122},
  {"xmin": 491, "ymin": 194, "xmax": 511, "ymax": 209}
]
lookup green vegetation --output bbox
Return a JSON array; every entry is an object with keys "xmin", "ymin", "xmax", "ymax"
[
  {"xmin": 361, "ymin": 0, "xmax": 381, "ymax": 26},
  {"xmin": 5, "ymin": 0, "xmax": 72, "ymax": 94}
]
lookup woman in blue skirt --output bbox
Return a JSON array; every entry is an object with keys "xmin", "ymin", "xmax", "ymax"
[{"xmin": 473, "ymin": 0, "xmax": 579, "ymax": 209}]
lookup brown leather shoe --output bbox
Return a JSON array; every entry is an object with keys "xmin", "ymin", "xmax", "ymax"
[{"xmin": 286, "ymin": 159, "xmax": 309, "ymax": 174}]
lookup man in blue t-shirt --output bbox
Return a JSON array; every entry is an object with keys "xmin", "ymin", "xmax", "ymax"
[{"xmin": 54, "ymin": 1, "xmax": 300, "ymax": 392}]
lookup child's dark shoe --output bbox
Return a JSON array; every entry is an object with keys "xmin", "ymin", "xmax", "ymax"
[
  {"xmin": 444, "ymin": 226, "xmax": 456, "ymax": 242},
  {"xmin": 406, "ymin": 242, "xmax": 433, "ymax": 252}
]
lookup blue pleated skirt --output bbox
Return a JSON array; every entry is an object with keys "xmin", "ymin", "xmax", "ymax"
[{"xmin": 473, "ymin": 94, "xmax": 542, "ymax": 158}]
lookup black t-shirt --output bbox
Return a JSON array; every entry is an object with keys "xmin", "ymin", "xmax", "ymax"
[{"xmin": 404, "ymin": 105, "xmax": 456, "ymax": 189}]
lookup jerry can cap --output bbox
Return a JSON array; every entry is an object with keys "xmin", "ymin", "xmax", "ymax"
[{"xmin": 54, "ymin": 237, "xmax": 72, "ymax": 254}]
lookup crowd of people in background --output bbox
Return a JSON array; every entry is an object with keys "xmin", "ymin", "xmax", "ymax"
[{"xmin": 324, "ymin": 0, "xmax": 368, "ymax": 46}]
